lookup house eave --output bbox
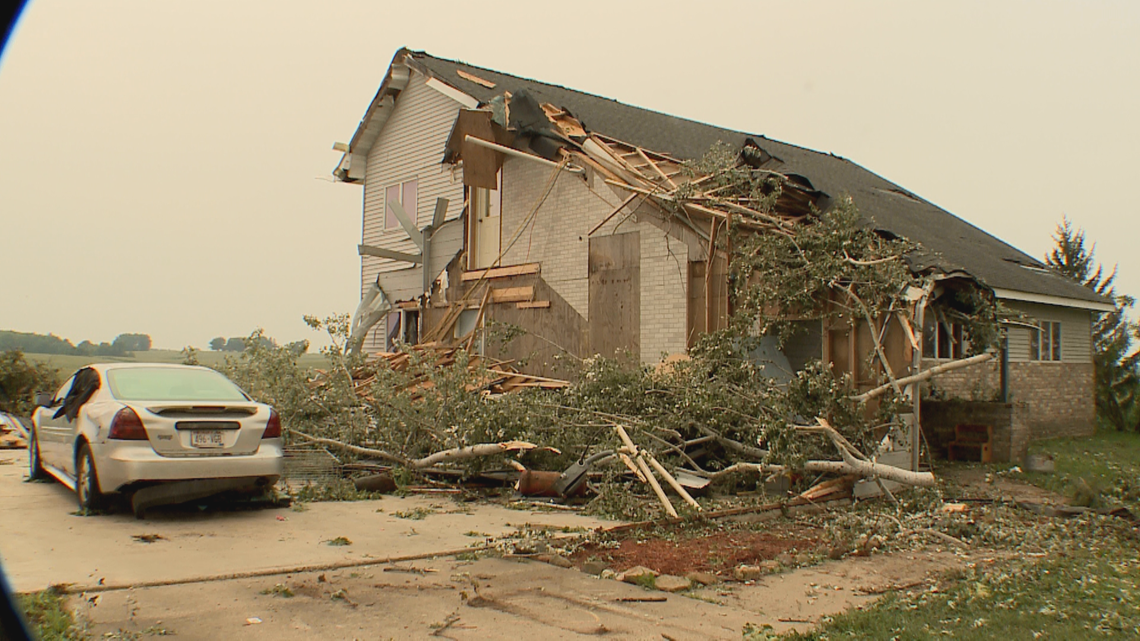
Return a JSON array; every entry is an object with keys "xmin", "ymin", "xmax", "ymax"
[
  {"xmin": 333, "ymin": 50, "xmax": 482, "ymax": 184},
  {"xmin": 332, "ymin": 50, "xmax": 416, "ymax": 183},
  {"xmin": 991, "ymin": 288, "xmax": 1115, "ymax": 312}
]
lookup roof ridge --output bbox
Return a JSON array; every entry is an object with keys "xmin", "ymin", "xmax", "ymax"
[{"xmin": 412, "ymin": 51, "xmax": 762, "ymax": 144}]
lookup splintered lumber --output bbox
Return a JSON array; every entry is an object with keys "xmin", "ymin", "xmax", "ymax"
[
  {"xmin": 456, "ymin": 69, "xmax": 496, "ymax": 88},
  {"xmin": 644, "ymin": 452, "xmax": 701, "ymax": 510},
  {"xmin": 329, "ymin": 343, "xmax": 568, "ymax": 400},
  {"xmin": 616, "ymin": 425, "xmax": 678, "ymax": 518},
  {"xmin": 515, "ymin": 301, "xmax": 550, "ymax": 309},
  {"xmin": 854, "ymin": 353, "xmax": 995, "ymax": 403}
]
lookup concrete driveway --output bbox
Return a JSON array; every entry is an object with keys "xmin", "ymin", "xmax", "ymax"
[
  {"xmin": 0, "ymin": 449, "xmax": 972, "ymax": 640},
  {"xmin": 0, "ymin": 449, "xmax": 611, "ymax": 594}
]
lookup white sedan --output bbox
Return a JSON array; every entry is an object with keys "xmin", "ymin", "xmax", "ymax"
[{"xmin": 30, "ymin": 363, "xmax": 283, "ymax": 516}]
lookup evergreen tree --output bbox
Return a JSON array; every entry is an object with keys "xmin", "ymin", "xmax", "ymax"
[{"xmin": 1046, "ymin": 216, "xmax": 1140, "ymax": 431}]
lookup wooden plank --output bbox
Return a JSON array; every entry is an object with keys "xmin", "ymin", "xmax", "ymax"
[
  {"xmin": 491, "ymin": 286, "xmax": 534, "ymax": 303},
  {"xmin": 897, "ymin": 311, "xmax": 920, "ymax": 351},
  {"xmin": 636, "ymin": 147, "xmax": 678, "ymax": 190},
  {"xmin": 461, "ymin": 263, "xmax": 540, "ymax": 282},
  {"xmin": 704, "ymin": 218, "xmax": 720, "ymax": 335},
  {"xmin": 456, "ymin": 69, "xmax": 496, "ymax": 88},
  {"xmin": 687, "ymin": 261, "xmax": 706, "ymax": 349},
  {"xmin": 515, "ymin": 301, "xmax": 551, "ymax": 309},
  {"xmin": 358, "ymin": 244, "xmax": 422, "ymax": 264}
]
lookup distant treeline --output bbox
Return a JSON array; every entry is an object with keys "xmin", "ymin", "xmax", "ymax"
[
  {"xmin": 0, "ymin": 330, "xmax": 152, "ymax": 356},
  {"xmin": 209, "ymin": 336, "xmax": 308, "ymax": 355}
]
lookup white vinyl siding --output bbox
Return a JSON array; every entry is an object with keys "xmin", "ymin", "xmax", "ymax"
[
  {"xmin": 358, "ymin": 72, "xmax": 467, "ymax": 353},
  {"xmin": 360, "ymin": 71, "xmax": 465, "ymax": 287},
  {"xmin": 1002, "ymin": 300, "xmax": 1093, "ymax": 363}
]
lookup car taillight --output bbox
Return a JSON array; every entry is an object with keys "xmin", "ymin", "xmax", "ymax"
[
  {"xmin": 262, "ymin": 409, "xmax": 282, "ymax": 439},
  {"xmin": 108, "ymin": 407, "xmax": 148, "ymax": 440}
]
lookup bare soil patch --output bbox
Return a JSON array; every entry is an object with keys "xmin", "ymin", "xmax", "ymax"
[{"xmin": 570, "ymin": 523, "xmax": 824, "ymax": 576}]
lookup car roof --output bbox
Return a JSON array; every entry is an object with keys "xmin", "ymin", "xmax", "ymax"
[{"xmin": 82, "ymin": 363, "xmax": 219, "ymax": 375}]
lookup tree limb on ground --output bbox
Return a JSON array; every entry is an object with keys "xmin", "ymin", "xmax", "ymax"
[
  {"xmin": 694, "ymin": 423, "xmax": 768, "ymax": 458},
  {"xmin": 703, "ymin": 457, "xmax": 934, "ymax": 487},
  {"xmin": 290, "ymin": 429, "xmax": 539, "ymax": 469}
]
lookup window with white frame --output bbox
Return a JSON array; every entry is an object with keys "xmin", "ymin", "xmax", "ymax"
[
  {"xmin": 922, "ymin": 317, "xmax": 965, "ymax": 359},
  {"xmin": 385, "ymin": 180, "xmax": 418, "ymax": 230},
  {"xmin": 1030, "ymin": 320, "xmax": 1062, "ymax": 362}
]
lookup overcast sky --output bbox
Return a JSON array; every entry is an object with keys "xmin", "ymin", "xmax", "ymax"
[{"xmin": 2, "ymin": 1, "xmax": 1137, "ymax": 350}]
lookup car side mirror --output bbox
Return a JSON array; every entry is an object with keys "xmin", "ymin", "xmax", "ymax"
[{"xmin": 33, "ymin": 392, "xmax": 53, "ymax": 408}]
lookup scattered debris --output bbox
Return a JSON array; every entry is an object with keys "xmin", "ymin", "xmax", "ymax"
[
  {"xmin": 131, "ymin": 534, "xmax": 165, "ymax": 544},
  {"xmin": 0, "ymin": 412, "xmax": 27, "ymax": 449}
]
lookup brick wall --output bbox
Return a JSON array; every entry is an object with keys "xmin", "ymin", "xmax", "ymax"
[
  {"xmin": 499, "ymin": 159, "xmax": 693, "ymax": 364},
  {"xmin": 923, "ymin": 358, "xmax": 1095, "ymax": 441},
  {"xmin": 921, "ymin": 400, "xmax": 1030, "ymax": 463}
]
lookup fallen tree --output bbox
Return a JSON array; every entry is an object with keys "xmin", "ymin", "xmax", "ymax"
[{"xmin": 214, "ymin": 136, "xmax": 1007, "ymax": 516}]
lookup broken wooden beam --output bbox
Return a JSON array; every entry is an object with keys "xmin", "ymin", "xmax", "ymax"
[{"xmin": 461, "ymin": 263, "xmax": 540, "ymax": 281}]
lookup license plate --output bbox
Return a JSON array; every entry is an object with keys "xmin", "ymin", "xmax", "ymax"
[{"xmin": 190, "ymin": 430, "xmax": 224, "ymax": 448}]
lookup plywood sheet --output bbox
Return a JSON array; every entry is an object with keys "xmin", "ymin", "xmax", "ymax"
[{"xmin": 589, "ymin": 233, "xmax": 640, "ymax": 360}]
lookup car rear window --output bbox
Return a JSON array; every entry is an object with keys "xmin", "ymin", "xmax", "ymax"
[{"xmin": 106, "ymin": 368, "xmax": 249, "ymax": 402}]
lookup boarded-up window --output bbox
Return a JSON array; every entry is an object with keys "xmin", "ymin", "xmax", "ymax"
[{"xmin": 589, "ymin": 233, "xmax": 640, "ymax": 360}]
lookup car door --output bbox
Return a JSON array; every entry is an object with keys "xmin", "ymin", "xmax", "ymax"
[{"xmin": 35, "ymin": 374, "xmax": 76, "ymax": 472}]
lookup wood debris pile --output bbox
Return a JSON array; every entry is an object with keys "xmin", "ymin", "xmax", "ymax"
[{"xmin": 312, "ymin": 342, "xmax": 568, "ymax": 403}]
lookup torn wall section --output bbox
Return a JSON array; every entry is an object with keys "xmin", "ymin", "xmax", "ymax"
[{"xmin": 497, "ymin": 156, "xmax": 694, "ymax": 364}]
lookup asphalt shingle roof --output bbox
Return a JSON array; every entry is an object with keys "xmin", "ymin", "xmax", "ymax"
[{"xmin": 408, "ymin": 50, "xmax": 1105, "ymax": 306}]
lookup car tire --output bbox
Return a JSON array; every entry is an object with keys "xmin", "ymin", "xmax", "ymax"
[
  {"xmin": 75, "ymin": 443, "xmax": 105, "ymax": 512},
  {"xmin": 28, "ymin": 429, "xmax": 47, "ymax": 481}
]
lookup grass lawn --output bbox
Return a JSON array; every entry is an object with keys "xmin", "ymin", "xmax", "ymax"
[
  {"xmin": 780, "ymin": 429, "xmax": 1140, "ymax": 639},
  {"xmin": 1021, "ymin": 429, "xmax": 1140, "ymax": 512},
  {"xmin": 16, "ymin": 587, "xmax": 85, "ymax": 640},
  {"xmin": 24, "ymin": 349, "xmax": 331, "ymax": 373}
]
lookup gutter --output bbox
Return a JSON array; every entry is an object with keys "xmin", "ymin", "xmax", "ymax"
[{"xmin": 991, "ymin": 288, "xmax": 1115, "ymax": 312}]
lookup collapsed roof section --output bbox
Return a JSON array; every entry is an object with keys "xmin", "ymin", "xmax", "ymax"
[{"xmin": 336, "ymin": 49, "xmax": 1109, "ymax": 311}]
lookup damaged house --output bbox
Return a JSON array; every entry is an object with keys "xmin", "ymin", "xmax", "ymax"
[{"xmin": 333, "ymin": 49, "xmax": 1112, "ymax": 463}]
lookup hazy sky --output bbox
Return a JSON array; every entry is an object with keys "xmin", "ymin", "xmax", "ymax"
[{"xmin": 2, "ymin": 1, "xmax": 1138, "ymax": 350}]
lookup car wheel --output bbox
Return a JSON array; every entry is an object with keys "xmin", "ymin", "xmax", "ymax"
[
  {"xmin": 75, "ymin": 443, "xmax": 105, "ymax": 512},
  {"xmin": 28, "ymin": 429, "xmax": 47, "ymax": 481}
]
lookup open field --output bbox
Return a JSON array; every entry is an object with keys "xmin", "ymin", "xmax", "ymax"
[{"xmin": 22, "ymin": 349, "xmax": 331, "ymax": 373}]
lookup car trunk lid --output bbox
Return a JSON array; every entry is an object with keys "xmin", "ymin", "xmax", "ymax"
[{"xmin": 138, "ymin": 403, "xmax": 269, "ymax": 457}]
